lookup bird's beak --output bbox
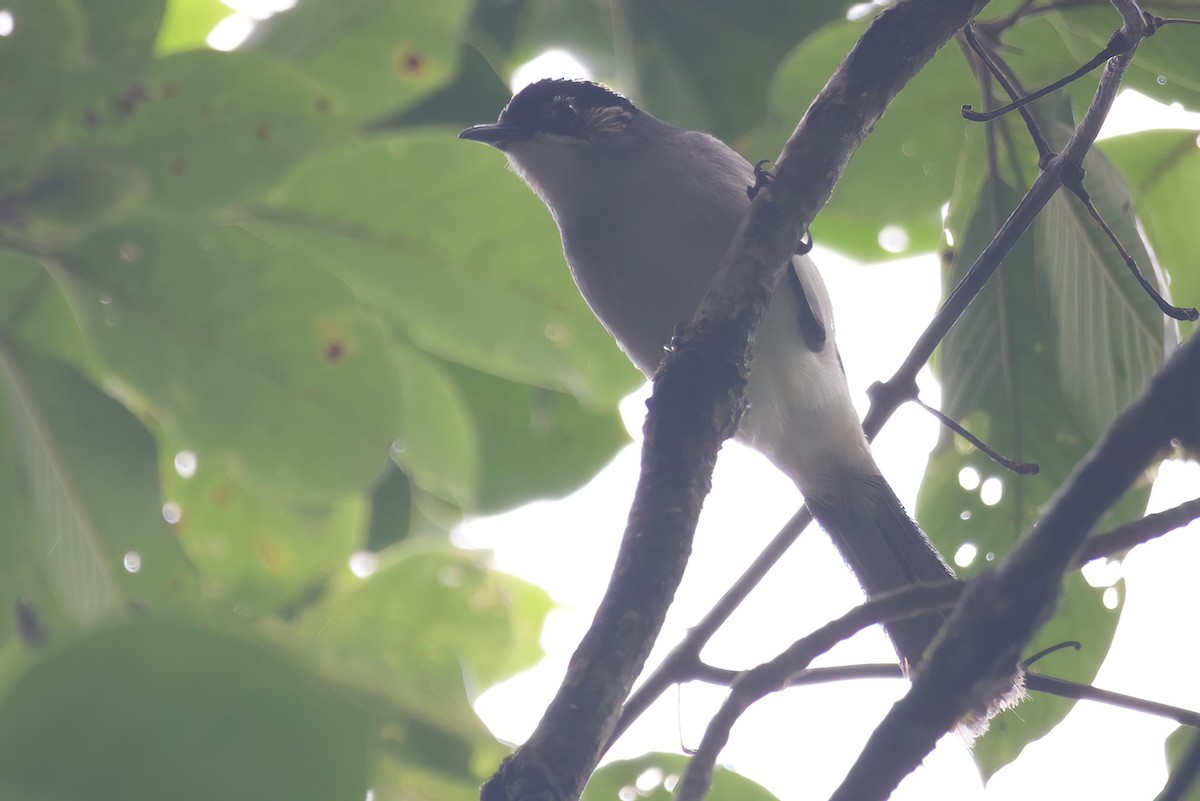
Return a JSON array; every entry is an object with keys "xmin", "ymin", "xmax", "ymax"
[{"xmin": 458, "ymin": 124, "xmax": 531, "ymax": 149}]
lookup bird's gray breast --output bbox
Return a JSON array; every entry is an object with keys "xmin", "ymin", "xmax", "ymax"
[{"xmin": 558, "ymin": 165, "xmax": 749, "ymax": 376}]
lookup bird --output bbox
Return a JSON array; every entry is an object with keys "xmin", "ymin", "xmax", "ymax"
[{"xmin": 460, "ymin": 78, "xmax": 955, "ymax": 669}]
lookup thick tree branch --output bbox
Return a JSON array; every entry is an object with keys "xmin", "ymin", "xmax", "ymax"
[{"xmin": 479, "ymin": 2, "xmax": 991, "ymax": 799}]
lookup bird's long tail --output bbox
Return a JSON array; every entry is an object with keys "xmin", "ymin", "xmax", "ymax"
[{"xmin": 806, "ymin": 472, "xmax": 955, "ymax": 669}]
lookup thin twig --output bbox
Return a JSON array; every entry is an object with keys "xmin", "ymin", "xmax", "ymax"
[
  {"xmin": 961, "ymin": 25, "xmax": 1055, "ymax": 160},
  {"xmin": 689, "ymin": 662, "xmax": 1200, "ymax": 729},
  {"xmin": 913, "ymin": 395, "xmax": 1040, "ymax": 474},
  {"xmin": 961, "ymin": 29, "xmax": 1130, "ymax": 121},
  {"xmin": 675, "ymin": 582, "xmax": 963, "ymax": 801},
  {"xmin": 1078, "ymin": 497, "xmax": 1200, "ymax": 562},
  {"xmin": 607, "ymin": 507, "xmax": 814, "ymax": 749},
  {"xmin": 1058, "ymin": 166, "xmax": 1200, "ymax": 320}
]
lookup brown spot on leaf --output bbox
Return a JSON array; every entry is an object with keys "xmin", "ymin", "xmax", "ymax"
[
  {"xmin": 114, "ymin": 84, "xmax": 151, "ymax": 117},
  {"xmin": 209, "ymin": 484, "xmax": 231, "ymax": 507},
  {"xmin": 162, "ymin": 82, "xmax": 178, "ymax": 99},
  {"xmin": 399, "ymin": 50, "xmax": 422, "ymax": 73},
  {"xmin": 16, "ymin": 598, "xmax": 45, "ymax": 647},
  {"xmin": 171, "ymin": 156, "xmax": 187, "ymax": 174},
  {"xmin": 324, "ymin": 341, "xmax": 345, "ymax": 363},
  {"xmin": 83, "ymin": 108, "xmax": 101, "ymax": 129},
  {"xmin": 315, "ymin": 95, "xmax": 331, "ymax": 114},
  {"xmin": 255, "ymin": 123, "xmax": 271, "ymax": 143},
  {"xmin": 259, "ymin": 542, "xmax": 282, "ymax": 569}
]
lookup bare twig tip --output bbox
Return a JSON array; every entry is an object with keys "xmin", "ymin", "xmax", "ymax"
[{"xmin": 1021, "ymin": 641, "xmax": 1082, "ymax": 670}]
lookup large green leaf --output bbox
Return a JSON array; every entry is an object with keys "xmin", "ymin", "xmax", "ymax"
[
  {"xmin": 0, "ymin": 393, "xmax": 70, "ymax": 689},
  {"xmin": 920, "ymin": 171, "xmax": 1152, "ymax": 778},
  {"xmin": 49, "ymin": 50, "xmax": 350, "ymax": 215},
  {"xmin": 0, "ymin": 0, "xmax": 85, "ymax": 183},
  {"xmin": 251, "ymin": 0, "xmax": 471, "ymax": 123},
  {"xmin": 75, "ymin": 0, "xmax": 166, "ymax": 75},
  {"xmin": 392, "ymin": 342, "xmax": 479, "ymax": 507},
  {"xmin": 294, "ymin": 544, "xmax": 551, "ymax": 724},
  {"xmin": 0, "ymin": 249, "xmax": 88, "ymax": 368},
  {"xmin": 582, "ymin": 754, "xmax": 779, "ymax": 801},
  {"xmin": 162, "ymin": 448, "xmax": 366, "ymax": 614},
  {"xmin": 370, "ymin": 751, "xmax": 504, "ymax": 801},
  {"xmin": 971, "ymin": 1, "xmax": 1200, "ymax": 112},
  {"xmin": 1045, "ymin": 6, "xmax": 1200, "ymax": 111},
  {"xmin": 364, "ymin": 461, "xmax": 414, "ymax": 551},
  {"xmin": 381, "ymin": 43, "xmax": 513, "ymax": 130},
  {"xmin": 1034, "ymin": 99, "xmax": 1180, "ymax": 435},
  {"xmin": 61, "ymin": 219, "xmax": 403, "ymax": 497},
  {"xmin": 1101, "ymin": 129, "xmax": 1200, "ymax": 330},
  {"xmin": 744, "ymin": 20, "xmax": 978, "ymax": 260},
  {"xmin": 0, "ymin": 621, "xmax": 373, "ymax": 801},
  {"xmin": 445, "ymin": 363, "xmax": 630, "ymax": 514},
  {"xmin": 243, "ymin": 133, "xmax": 639, "ymax": 406},
  {"xmin": 0, "ymin": 343, "xmax": 196, "ymax": 623}
]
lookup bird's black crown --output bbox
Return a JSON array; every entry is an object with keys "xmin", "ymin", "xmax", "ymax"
[{"xmin": 498, "ymin": 78, "xmax": 637, "ymax": 137}]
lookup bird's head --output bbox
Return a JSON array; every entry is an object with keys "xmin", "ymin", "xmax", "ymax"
[{"xmin": 459, "ymin": 79, "xmax": 647, "ymax": 208}]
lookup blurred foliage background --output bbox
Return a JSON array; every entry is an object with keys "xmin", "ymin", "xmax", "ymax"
[{"xmin": 0, "ymin": 0, "xmax": 1197, "ymax": 799}]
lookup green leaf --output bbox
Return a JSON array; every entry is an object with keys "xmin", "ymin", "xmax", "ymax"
[
  {"xmin": 0, "ymin": 0, "xmax": 85, "ymax": 184},
  {"xmin": 0, "ymin": 249, "xmax": 89, "ymax": 368},
  {"xmin": 1101, "ymin": 129, "xmax": 1200, "ymax": 330},
  {"xmin": 55, "ymin": 50, "xmax": 349, "ymax": 213},
  {"xmin": 251, "ymin": 0, "xmax": 471, "ymax": 122},
  {"xmin": 63, "ymin": 219, "xmax": 403, "ymax": 497},
  {"xmin": 163, "ymin": 449, "xmax": 366, "ymax": 614},
  {"xmin": 244, "ymin": 133, "xmax": 639, "ymax": 406},
  {"xmin": 445, "ymin": 363, "xmax": 630, "ymax": 514},
  {"xmin": 1034, "ymin": 98, "xmax": 1180, "ymax": 435},
  {"xmin": 370, "ymin": 751, "xmax": 503, "ymax": 801},
  {"xmin": 393, "ymin": 342, "xmax": 479, "ymax": 507},
  {"xmin": 0, "ymin": 399, "xmax": 70, "ymax": 687},
  {"xmin": 0, "ymin": 342, "xmax": 197, "ymax": 623},
  {"xmin": 583, "ymin": 754, "xmax": 779, "ymax": 801},
  {"xmin": 380, "ymin": 42, "xmax": 513, "ymax": 130},
  {"xmin": 619, "ymin": 0, "xmax": 845, "ymax": 140},
  {"xmin": 75, "ymin": 0, "xmax": 166, "ymax": 75},
  {"xmin": 0, "ymin": 621, "xmax": 373, "ymax": 801},
  {"xmin": 1160, "ymin": 727, "xmax": 1200, "ymax": 801},
  {"xmin": 920, "ymin": 170, "xmax": 1152, "ymax": 779},
  {"xmin": 1045, "ymin": 7, "xmax": 1200, "ymax": 110},
  {"xmin": 294, "ymin": 544, "xmax": 551, "ymax": 722},
  {"xmin": 9, "ymin": 156, "xmax": 149, "ymax": 245},
  {"xmin": 744, "ymin": 20, "xmax": 977, "ymax": 260},
  {"xmin": 155, "ymin": 0, "xmax": 229, "ymax": 55},
  {"xmin": 364, "ymin": 461, "xmax": 414, "ymax": 551}
]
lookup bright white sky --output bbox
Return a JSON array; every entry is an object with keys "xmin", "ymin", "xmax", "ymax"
[{"xmin": 458, "ymin": 50, "xmax": 1200, "ymax": 801}]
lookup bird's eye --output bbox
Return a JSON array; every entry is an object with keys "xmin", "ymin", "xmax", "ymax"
[{"xmin": 550, "ymin": 100, "xmax": 578, "ymax": 126}]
